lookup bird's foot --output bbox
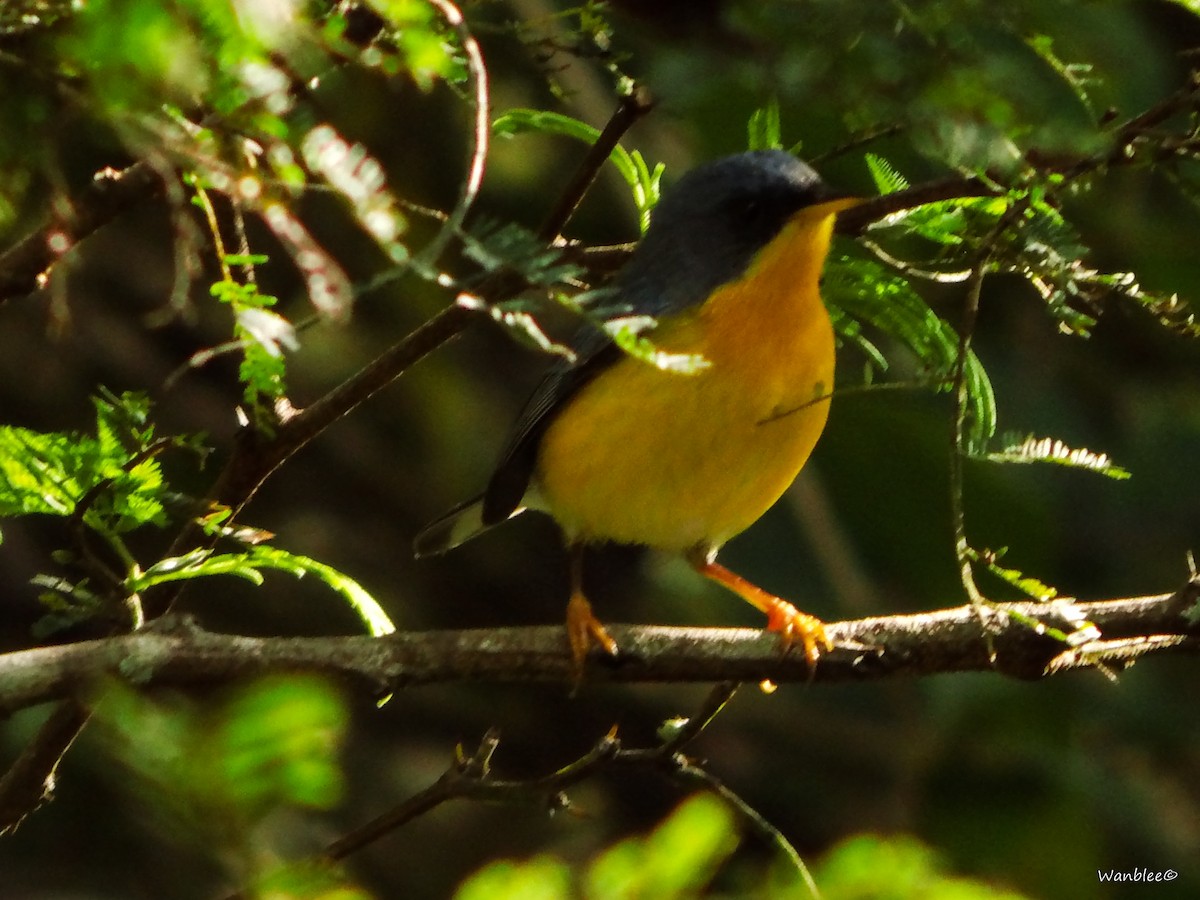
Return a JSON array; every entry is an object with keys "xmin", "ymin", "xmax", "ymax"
[
  {"xmin": 566, "ymin": 590, "xmax": 618, "ymax": 685},
  {"xmin": 763, "ymin": 596, "xmax": 832, "ymax": 668}
]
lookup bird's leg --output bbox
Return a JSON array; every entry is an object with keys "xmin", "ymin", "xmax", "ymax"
[
  {"xmin": 688, "ymin": 548, "xmax": 832, "ymax": 667},
  {"xmin": 565, "ymin": 543, "xmax": 618, "ymax": 682}
]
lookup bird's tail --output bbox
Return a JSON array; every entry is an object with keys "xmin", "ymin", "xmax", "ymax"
[{"xmin": 413, "ymin": 495, "xmax": 525, "ymax": 557}]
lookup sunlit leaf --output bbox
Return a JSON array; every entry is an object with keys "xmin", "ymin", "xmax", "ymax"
[
  {"xmin": 493, "ymin": 109, "xmax": 663, "ymax": 231},
  {"xmin": 132, "ymin": 545, "xmax": 396, "ymax": 636},
  {"xmin": 604, "ymin": 316, "xmax": 711, "ymax": 374},
  {"xmin": 301, "ymin": 124, "xmax": 408, "ymax": 259},
  {"xmin": 983, "ymin": 434, "xmax": 1130, "ymax": 479},
  {"xmin": 865, "ymin": 153, "xmax": 910, "ymax": 195},
  {"xmin": 0, "ymin": 391, "xmax": 168, "ymax": 531},
  {"xmin": 747, "ymin": 98, "xmax": 783, "ymax": 151},
  {"xmin": 213, "ymin": 675, "xmax": 348, "ymax": 813}
]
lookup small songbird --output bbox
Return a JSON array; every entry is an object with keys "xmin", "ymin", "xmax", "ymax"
[{"xmin": 416, "ymin": 149, "xmax": 856, "ymax": 677}]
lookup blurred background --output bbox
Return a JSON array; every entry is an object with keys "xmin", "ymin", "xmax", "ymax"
[{"xmin": 1, "ymin": 0, "xmax": 1199, "ymax": 897}]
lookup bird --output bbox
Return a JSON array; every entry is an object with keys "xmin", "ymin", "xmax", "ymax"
[{"xmin": 415, "ymin": 148, "xmax": 857, "ymax": 679}]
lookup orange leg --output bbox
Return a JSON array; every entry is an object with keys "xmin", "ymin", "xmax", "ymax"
[
  {"xmin": 689, "ymin": 552, "xmax": 832, "ymax": 667},
  {"xmin": 564, "ymin": 544, "xmax": 618, "ymax": 681}
]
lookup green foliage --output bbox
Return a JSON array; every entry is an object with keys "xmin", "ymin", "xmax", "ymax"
[
  {"xmin": 210, "ymin": 268, "xmax": 296, "ymax": 411},
  {"xmin": 369, "ymin": 0, "xmax": 467, "ymax": 88},
  {"xmin": 0, "ymin": 390, "xmax": 178, "ymax": 533},
  {"xmin": 864, "ymin": 153, "xmax": 910, "ymax": 196},
  {"xmin": 251, "ymin": 861, "xmax": 372, "ymax": 900},
  {"xmin": 747, "ymin": 98, "xmax": 784, "ymax": 151},
  {"xmin": 454, "ymin": 801, "xmax": 1034, "ymax": 899},
  {"xmin": 0, "ymin": 384, "xmax": 392, "ymax": 637},
  {"xmin": 824, "ymin": 254, "xmax": 997, "ymax": 451},
  {"xmin": 92, "ymin": 675, "xmax": 348, "ymax": 848},
  {"xmin": 584, "ymin": 793, "xmax": 738, "ymax": 899},
  {"xmin": 813, "ymin": 834, "xmax": 1032, "ymax": 900},
  {"xmin": 967, "ymin": 548, "xmax": 1062, "ymax": 603},
  {"xmin": 455, "ymin": 856, "xmax": 573, "ymax": 900},
  {"xmin": 133, "ymin": 538, "xmax": 396, "ymax": 637},
  {"xmin": 462, "ymin": 219, "xmax": 583, "ymax": 288},
  {"xmin": 454, "ymin": 794, "xmax": 738, "ymax": 900},
  {"xmin": 494, "ymin": 109, "xmax": 664, "ymax": 232}
]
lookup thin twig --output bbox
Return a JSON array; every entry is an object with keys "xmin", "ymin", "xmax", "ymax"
[
  {"xmin": 810, "ymin": 122, "xmax": 904, "ymax": 165},
  {"xmin": 303, "ymin": 682, "xmax": 811, "ymax": 897},
  {"xmin": 949, "ymin": 257, "xmax": 990, "ymax": 609},
  {"xmin": 537, "ymin": 84, "xmax": 655, "ymax": 242},
  {"xmin": 413, "ymin": 0, "xmax": 489, "ymax": 269},
  {"xmin": 667, "ymin": 758, "xmax": 820, "ymax": 899},
  {"xmin": 0, "ymin": 700, "xmax": 91, "ymax": 833}
]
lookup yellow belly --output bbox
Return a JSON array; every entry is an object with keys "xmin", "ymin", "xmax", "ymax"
[{"xmin": 534, "ymin": 212, "xmax": 837, "ymax": 552}]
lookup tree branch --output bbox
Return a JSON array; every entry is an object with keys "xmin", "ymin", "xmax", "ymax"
[
  {"xmin": 0, "ymin": 700, "xmax": 90, "ymax": 834},
  {"xmin": 0, "ymin": 161, "xmax": 164, "ymax": 304},
  {"xmin": 2, "ymin": 583, "xmax": 1196, "ymax": 715}
]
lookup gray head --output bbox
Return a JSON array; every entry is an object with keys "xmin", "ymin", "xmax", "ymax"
[{"xmin": 616, "ymin": 150, "xmax": 843, "ymax": 317}]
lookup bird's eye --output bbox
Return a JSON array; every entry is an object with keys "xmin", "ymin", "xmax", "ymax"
[
  {"xmin": 731, "ymin": 195, "xmax": 786, "ymax": 236},
  {"xmin": 742, "ymin": 200, "xmax": 762, "ymax": 219}
]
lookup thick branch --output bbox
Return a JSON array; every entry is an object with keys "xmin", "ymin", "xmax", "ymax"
[{"xmin": 2, "ymin": 586, "xmax": 1195, "ymax": 713}]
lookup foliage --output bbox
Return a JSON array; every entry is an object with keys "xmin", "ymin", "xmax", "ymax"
[
  {"xmin": 90, "ymin": 676, "xmax": 350, "ymax": 875},
  {"xmin": 454, "ymin": 797, "xmax": 1031, "ymax": 900},
  {"xmin": 0, "ymin": 387, "xmax": 392, "ymax": 636},
  {"xmin": 455, "ymin": 794, "xmax": 738, "ymax": 899},
  {"xmin": 813, "ymin": 834, "xmax": 1032, "ymax": 900},
  {"xmin": 0, "ymin": 389, "xmax": 176, "ymax": 533},
  {"xmin": 494, "ymin": 108, "xmax": 665, "ymax": 232}
]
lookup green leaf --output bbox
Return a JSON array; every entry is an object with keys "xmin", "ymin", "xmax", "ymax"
[
  {"xmin": 983, "ymin": 434, "xmax": 1131, "ymax": 479},
  {"xmin": 280, "ymin": 552, "xmax": 397, "ymax": 637},
  {"xmin": 212, "ymin": 675, "xmax": 348, "ymax": 813},
  {"xmin": 133, "ymin": 545, "xmax": 396, "ymax": 637},
  {"xmin": 493, "ymin": 109, "xmax": 663, "ymax": 231},
  {"xmin": 462, "ymin": 218, "xmax": 583, "ymax": 287},
  {"xmin": 747, "ymin": 98, "xmax": 783, "ymax": 151},
  {"xmin": 456, "ymin": 794, "xmax": 737, "ymax": 900},
  {"xmin": 586, "ymin": 794, "xmax": 738, "ymax": 899},
  {"xmin": 92, "ymin": 675, "xmax": 349, "ymax": 844},
  {"xmin": 604, "ymin": 316, "xmax": 711, "ymax": 374},
  {"xmin": 864, "ymin": 152, "xmax": 910, "ymax": 195},
  {"xmin": 0, "ymin": 391, "xmax": 169, "ymax": 532},
  {"xmin": 824, "ymin": 254, "xmax": 997, "ymax": 450},
  {"xmin": 969, "ymin": 549, "xmax": 1060, "ymax": 602}
]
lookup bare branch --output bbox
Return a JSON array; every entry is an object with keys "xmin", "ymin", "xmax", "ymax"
[
  {"xmin": 2, "ymin": 584, "xmax": 1196, "ymax": 715},
  {"xmin": 0, "ymin": 162, "xmax": 164, "ymax": 303},
  {"xmin": 0, "ymin": 700, "xmax": 90, "ymax": 834},
  {"xmin": 224, "ymin": 684, "xmax": 789, "ymax": 898}
]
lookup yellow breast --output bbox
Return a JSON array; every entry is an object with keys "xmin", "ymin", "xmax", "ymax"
[{"xmin": 535, "ymin": 205, "xmax": 841, "ymax": 552}]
